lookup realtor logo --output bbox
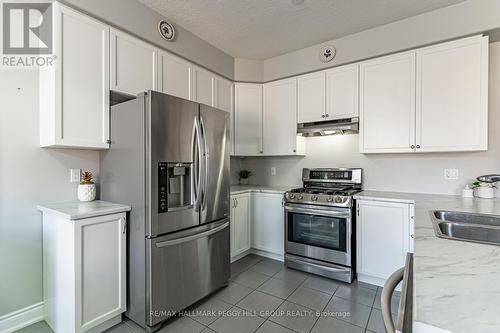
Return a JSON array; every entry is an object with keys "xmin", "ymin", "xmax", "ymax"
[
  {"xmin": 1, "ymin": 1, "xmax": 54, "ymax": 67},
  {"xmin": 2, "ymin": 2, "xmax": 52, "ymax": 54}
]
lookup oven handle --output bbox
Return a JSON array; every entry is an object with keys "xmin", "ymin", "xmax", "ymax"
[{"xmin": 284, "ymin": 205, "xmax": 351, "ymax": 218}]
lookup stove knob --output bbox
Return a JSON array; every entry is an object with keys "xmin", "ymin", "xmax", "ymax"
[
  {"xmin": 297, "ymin": 194, "xmax": 304, "ymax": 200},
  {"xmin": 334, "ymin": 196, "xmax": 345, "ymax": 203},
  {"xmin": 289, "ymin": 193, "xmax": 296, "ymax": 199},
  {"xmin": 326, "ymin": 197, "xmax": 334, "ymax": 202},
  {"xmin": 311, "ymin": 195, "xmax": 318, "ymax": 201}
]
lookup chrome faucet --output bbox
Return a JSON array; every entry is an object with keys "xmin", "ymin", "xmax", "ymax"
[{"xmin": 477, "ymin": 175, "xmax": 500, "ymax": 183}]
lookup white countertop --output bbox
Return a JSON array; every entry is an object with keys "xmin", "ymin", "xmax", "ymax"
[
  {"xmin": 230, "ymin": 184, "xmax": 295, "ymax": 195},
  {"xmin": 38, "ymin": 200, "xmax": 131, "ymax": 220},
  {"xmin": 355, "ymin": 190, "xmax": 500, "ymax": 333}
]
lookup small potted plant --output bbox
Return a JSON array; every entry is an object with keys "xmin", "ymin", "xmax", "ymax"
[
  {"xmin": 471, "ymin": 181, "xmax": 496, "ymax": 199},
  {"xmin": 78, "ymin": 171, "xmax": 96, "ymax": 202},
  {"xmin": 238, "ymin": 170, "xmax": 253, "ymax": 185}
]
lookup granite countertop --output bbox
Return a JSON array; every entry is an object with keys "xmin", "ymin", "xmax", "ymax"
[
  {"xmin": 355, "ymin": 190, "xmax": 500, "ymax": 333},
  {"xmin": 37, "ymin": 200, "xmax": 131, "ymax": 220},
  {"xmin": 230, "ymin": 184, "xmax": 295, "ymax": 195}
]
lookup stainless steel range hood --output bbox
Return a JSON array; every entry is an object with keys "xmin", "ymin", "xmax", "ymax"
[{"xmin": 297, "ymin": 117, "xmax": 359, "ymax": 137}]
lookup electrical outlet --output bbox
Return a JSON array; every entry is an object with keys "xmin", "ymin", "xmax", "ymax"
[
  {"xmin": 70, "ymin": 169, "xmax": 81, "ymax": 183},
  {"xmin": 271, "ymin": 167, "xmax": 277, "ymax": 176},
  {"xmin": 444, "ymin": 169, "xmax": 459, "ymax": 180}
]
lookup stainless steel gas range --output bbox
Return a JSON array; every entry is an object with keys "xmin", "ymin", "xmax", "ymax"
[{"xmin": 284, "ymin": 168, "xmax": 362, "ymax": 283}]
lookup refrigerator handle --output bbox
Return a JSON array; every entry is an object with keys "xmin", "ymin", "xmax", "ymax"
[
  {"xmin": 192, "ymin": 117, "xmax": 203, "ymax": 211},
  {"xmin": 199, "ymin": 116, "xmax": 208, "ymax": 210},
  {"xmin": 155, "ymin": 221, "xmax": 229, "ymax": 248}
]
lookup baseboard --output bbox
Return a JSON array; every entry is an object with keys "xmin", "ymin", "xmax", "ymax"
[
  {"xmin": 0, "ymin": 302, "xmax": 44, "ymax": 333},
  {"xmin": 250, "ymin": 248, "xmax": 284, "ymax": 262}
]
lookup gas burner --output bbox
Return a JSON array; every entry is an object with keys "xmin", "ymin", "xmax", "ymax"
[{"xmin": 285, "ymin": 168, "xmax": 362, "ymax": 208}]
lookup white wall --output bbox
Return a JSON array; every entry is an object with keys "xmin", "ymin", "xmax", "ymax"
[
  {"xmin": 232, "ymin": 43, "xmax": 500, "ymax": 195},
  {"xmin": 234, "ymin": 58, "xmax": 264, "ymax": 82},
  {"xmin": 0, "ymin": 70, "xmax": 100, "ymax": 316}
]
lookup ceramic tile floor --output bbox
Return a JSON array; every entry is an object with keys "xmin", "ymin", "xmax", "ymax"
[{"xmin": 17, "ymin": 254, "xmax": 399, "ymax": 333}]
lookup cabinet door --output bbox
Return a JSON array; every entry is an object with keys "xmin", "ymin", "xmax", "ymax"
[
  {"xmin": 357, "ymin": 200, "xmax": 411, "ymax": 285},
  {"xmin": 234, "ymin": 83, "xmax": 263, "ymax": 156},
  {"xmin": 74, "ymin": 213, "xmax": 126, "ymax": 331},
  {"xmin": 359, "ymin": 52, "xmax": 416, "ymax": 153},
  {"xmin": 159, "ymin": 51, "xmax": 192, "ymax": 100},
  {"xmin": 263, "ymin": 78, "xmax": 298, "ymax": 155},
  {"xmin": 231, "ymin": 195, "xmax": 250, "ymax": 258},
  {"xmin": 326, "ymin": 64, "xmax": 359, "ymax": 119},
  {"xmin": 252, "ymin": 193, "xmax": 284, "ymax": 256},
  {"xmin": 297, "ymin": 72, "xmax": 326, "ymax": 123},
  {"xmin": 416, "ymin": 36, "xmax": 488, "ymax": 152},
  {"xmin": 215, "ymin": 77, "xmax": 233, "ymax": 113},
  {"xmin": 193, "ymin": 66, "xmax": 215, "ymax": 106},
  {"xmin": 110, "ymin": 29, "xmax": 157, "ymax": 95},
  {"xmin": 47, "ymin": 3, "xmax": 110, "ymax": 149}
]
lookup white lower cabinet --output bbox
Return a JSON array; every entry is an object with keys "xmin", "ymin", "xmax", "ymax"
[
  {"xmin": 251, "ymin": 193, "xmax": 285, "ymax": 256},
  {"xmin": 230, "ymin": 193, "xmax": 251, "ymax": 258},
  {"xmin": 41, "ymin": 211, "xmax": 127, "ymax": 333},
  {"xmin": 230, "ymin": 191, "xmax": 285, "ymax": 260},
  {"xmin": 356, "ymin": 199, "xmax": 414, "ymax": 287}
]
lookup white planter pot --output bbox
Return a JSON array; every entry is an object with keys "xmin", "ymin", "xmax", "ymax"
[
  {"xmin": 239, "ymin": 178, "xmax": 249, "ymax": 185},
  {"xmin": 78, "ymin": 183, "xmax": 96, "ymax": 202},
  {"xmin": 475, "ymin": 186, "xmax": 495, "ymax": 199}
]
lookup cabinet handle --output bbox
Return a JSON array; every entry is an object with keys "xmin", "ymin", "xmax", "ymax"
[
  {"xmin": 293, "ymin": 149, "xmax": 296, "ymax": 153},
  {"xmin": 411, "ymin": 234, "xmax": 415, "ymax": 239},
  {"xmin": 416, "ymin": 145, "xmax": 421, "ymax": 149},
  {"xmin": 321, "ymin": 114, "xmax": 325, "ymax": 118},
  {"xmin": 259, "ymin": 151, "xmax": 263, "ymax": 154},
  {"xmin": 235, "ymin": 199, "xmax": 238, "ymax": 208},
  {"xmin": 325, "ymin": 114, "xmax": 329, "ymax": 118},
  {"xmin": 122, "ymin": 218, "xmax": 127, "ymax": 234},
  {"xmin": 410, "ymin": 145, "xmax": 415, "ymax": 149}
]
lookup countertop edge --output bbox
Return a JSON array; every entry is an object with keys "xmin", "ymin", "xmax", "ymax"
[{"xmin": 38, "ymin": 201, "xmax": 131, "ymax": 220}]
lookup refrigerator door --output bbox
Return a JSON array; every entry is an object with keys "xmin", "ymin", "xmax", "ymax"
[
  {"xmin": 199, "ymin": 105, "xmax": 231, "ymax": 224},
  {"xmin": 149, "ymin": 91, "xmax": 201, "ymax": 237},
  {"xmin": 146, "ymin": 219, "xmax": 230, "ymax": 328}
]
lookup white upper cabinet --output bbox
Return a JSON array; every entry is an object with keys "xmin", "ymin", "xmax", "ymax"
[
  {"xmin": 415, "ymin": 36, "xmax": 488, "ymax": 152},
  {"xmin": 359, "ymin": 52, "xmax": 416, "ymax": 153},
  {"xmin": 40, "ymin": 3, "xmax": 110, "ymax": 149},
  {"xmin": 158, "ymin": 51, "xmax": 193, "ymax": 100},
  {"xmin": 110, "ymin": 29, "xmax": 157, "ymax": 96},
  {"xmin": 214, "ymin": 76, "xmax": 233, "ymax": 113},
  {"xmin": 326, "ymin": 64, "xmax": 359, "ymax": 120},
  {"xmin": 263, "ymin": 78, "xmax": 305, "ymax": 156},
  {"xmin": 234, "ymin": 83, "xmax": 263, "ymax": 156},
  {"xmin": 193, "ymin": 66, "xmax": 215, "ymax": 106},
  {"xmin": 297, "ymin": 72, "xmax": 326, "ymax": 123}
]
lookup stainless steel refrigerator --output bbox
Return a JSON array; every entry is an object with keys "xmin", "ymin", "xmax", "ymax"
[{"xmin": 100, "ymin": 91, "xmax": 230, "ymax": 332}]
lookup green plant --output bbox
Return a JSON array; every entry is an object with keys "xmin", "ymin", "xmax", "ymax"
[
  {"xmin": 238, "ymin": 170, "xmax": 253, "ymax": 179},
  {"xmin": 471, "ymin": 181, "xmax": 496, "ymax": 189}
]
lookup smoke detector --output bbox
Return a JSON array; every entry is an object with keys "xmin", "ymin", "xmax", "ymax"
[
  {"xmin": 158, "ymin": 20, "xmax": 175, "ymax": 41},
  {"xmin": 319, "ymin": 45, "xmax": 336, "ymax": 62}
]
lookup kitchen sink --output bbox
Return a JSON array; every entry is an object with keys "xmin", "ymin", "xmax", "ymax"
[{"xmin": 431, "ymin": 210, "xmax": 500, "ymax": 246}]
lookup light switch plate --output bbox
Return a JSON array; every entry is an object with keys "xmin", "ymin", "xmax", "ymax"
[
  {"xmin": 444, "ymin": 169, "xmax": 459, "ymax": 180},
  {"xmin": 271, "ymin": 167, "xmax": 277, "ymax": 176},
  {"xmin": 70, "ymin": 169, "xmax": 81, "ymax": 183}
]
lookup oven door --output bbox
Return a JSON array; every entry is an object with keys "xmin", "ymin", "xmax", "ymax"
[{"xmin": 285, "ymin": 203, "xmax": 351, "ymax": 266}]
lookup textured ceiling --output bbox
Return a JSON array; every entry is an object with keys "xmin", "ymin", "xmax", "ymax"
[{"xmin": 139, "ymin": 0, "xmax": 466, "ymax": 60}]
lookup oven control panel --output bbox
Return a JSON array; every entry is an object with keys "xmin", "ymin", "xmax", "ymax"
[
  {"xmin": 302, "ymin": 168, "xmax": 362, "ymax": 184},
  {"xmin": 284, "ymin": 192, "xmax": 352, "ymax": 208}
]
